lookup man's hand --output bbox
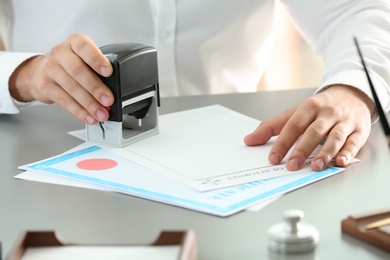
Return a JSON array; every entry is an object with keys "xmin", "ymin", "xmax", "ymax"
[
  {"xmin": 9, "ymin": 33, "xmax": 114, "ymax": 124},
  {"xmin": 244, "ymin": 85, "xmax": 375, "ymax": 171}
]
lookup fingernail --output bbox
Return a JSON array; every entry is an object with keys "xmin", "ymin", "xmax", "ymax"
[
  {"xmin": 100, "ymin": 66, "xmax": 110, "ymax": 77},
  {"xmin": 340, "ymin": 155, "xmax": 349, "ymax": 164},
  {"xmin": 96, "ymin": 109, "xmax": 107, "ymax": 122},
  {"xmin": 85, "ymin": 115, "xmax": 95, "ymax": 124},
  {"xmin": 315, "ymin": 158, "xmax": 325, "ymax": 170},
  {"xmin": 269, "ymin": 152, "xmax": 281, "ymax": 164},
  {"xmin": 100, "ymin": 94, "xmax": 112, "ymax": 107},
  {"xmin": 288, "ymin": 158, "xmax": 301, "ymax": 169}
]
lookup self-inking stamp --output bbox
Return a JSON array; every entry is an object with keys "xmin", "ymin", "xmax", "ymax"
[{"xmin": 86, "ymin": 43, "xmax": 160, "ymax": 147}]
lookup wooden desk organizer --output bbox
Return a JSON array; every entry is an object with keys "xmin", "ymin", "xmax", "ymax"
[
  {"xmin": 341, "ymin": 208, "xmax": 390, "ymax": 252},
  {"xmin": 6, "ymin": 230, "xmax": 197, "ymax": 260}
]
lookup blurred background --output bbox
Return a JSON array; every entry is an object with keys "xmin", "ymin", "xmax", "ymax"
[
  {"xmin": 0, "ymin": 1, "xmax": 324, "ymax": 92},
  {"xmin": 258, "ymin": 1, "xmax": 324, "ymax": 91}
]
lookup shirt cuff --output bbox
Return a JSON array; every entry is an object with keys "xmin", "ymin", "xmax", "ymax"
[{"xmin": 0, "ymin": 52, "xmax": 41, "ymax": 114}]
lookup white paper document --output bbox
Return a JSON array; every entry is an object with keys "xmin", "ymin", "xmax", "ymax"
[
  {"xmin": 18, "ymin": 145, "xmax": 344, "ymax": 217},
  {"xmin": 70, "ymin": 105, "xmax": 322, "ymax": 191},
  {"xmin": 17, "ymin": 105, "xmax": 346, "ymax": 217}
]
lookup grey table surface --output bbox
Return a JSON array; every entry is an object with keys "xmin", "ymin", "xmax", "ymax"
[{"xmin": 1, "ymin": 88, "xmax": 389, "ymax": 259}]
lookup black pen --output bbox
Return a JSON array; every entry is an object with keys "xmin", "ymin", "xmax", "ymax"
[{"xmin": 354, "ymin": 37, "xmax": 390, "ymax": 148}]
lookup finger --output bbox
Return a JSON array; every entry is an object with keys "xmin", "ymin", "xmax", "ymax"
[
  {"xmin": 44, "ymin": 56, "xmax": 110, "ymax": 123},
  {"xmin": 34, "ymin": 54, "xmax": 104, "ymax": 123},
  {"xmin": 244, "ymin": 107, "xmax": 295, "ymax": 146},
  {"xmin": 310, "ymin": 121, "xmax": 353, "ymax": 170},
  {"xmin": 311, "ymin": 124, "xmax": 352, "ymax": 171},
  {"xmin": 333, "ymin": 130, "xmax": 369, "ymax": 167},
  {"xmin": 287, "ymin": 117, "xmax": 334, "ymax": 171},
  {"xmin": 311, "ymin": 113, "xmax": 370, "ymax": 170},
  {"xmin": 53, "ymin": 83, "xmax": 98, "ymax": 124},
  {"xmin": 68, "ymin": 33, "xmax": 112, "ymax": 77},
  {"xmin": 35, "ymin": 76, "xmax": 97, "ymax": 124},
  {"xmin": 50, "ymin": 42, "xmax": 114, "ymax": 109},
  {"xmin": 269, "ymin": 107, "xmax": 316, "ymax": 166}
]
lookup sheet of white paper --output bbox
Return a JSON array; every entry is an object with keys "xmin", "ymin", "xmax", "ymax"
[
  {"xmin": 15, "ymin": 171, "xmax": 110, "ymax": 191},
  {"xmin": 18, "ymin": 107, "xmax": 288, "ymax": 215},
  {"xmin": 17, "ymin": 169, "xmax": 278, "ymax": 213},
  {"xmin": 70, "ymin": 105, "xmax": 321, "ymax": 192},
  {"xmin": 22, "ymin": 245, "xmax": 180, "ymax": 260},
  {"xmin": 17, "ymin": 145, "xmax": 345, "ymax": 217},
  {"xmin": 15, "ymin": 171, "xmax": 278, "ymax": 212}
]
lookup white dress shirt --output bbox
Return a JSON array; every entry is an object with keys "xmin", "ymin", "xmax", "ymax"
[{"xmin": 1, "ymin": 0, "xmax": 390, "ymax": 114}]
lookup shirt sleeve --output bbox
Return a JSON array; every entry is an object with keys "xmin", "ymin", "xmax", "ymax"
[
  {"xmin": 282, "ymin": 0, "xmax": 390, "ymax": 119},
  {"xmin": 0, "ymin": 52, "xmax": 40, "ymax": 114}
]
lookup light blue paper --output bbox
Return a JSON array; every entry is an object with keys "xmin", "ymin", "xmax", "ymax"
[{"xmin": 20, "ymin": 145, "xmax": 344, "ymax": 217}]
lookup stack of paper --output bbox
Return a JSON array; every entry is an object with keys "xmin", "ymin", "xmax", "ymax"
[{"xmin": 16, "ymin": 105, "xmax": 344, "ymax": 217}]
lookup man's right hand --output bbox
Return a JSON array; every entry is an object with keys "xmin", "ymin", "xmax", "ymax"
[{"xmin": 9, "ymin": 33, "xmax": 114, "ymax": 124}]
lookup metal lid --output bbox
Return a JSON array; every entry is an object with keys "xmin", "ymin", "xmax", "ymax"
[{"xmin": 267, "ymin": 209, "xmax": 319, "ymax": 254}]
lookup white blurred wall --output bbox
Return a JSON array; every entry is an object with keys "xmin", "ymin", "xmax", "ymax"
[{"xmin": 258, "ymin": 0, "xmax": 324, "ymax": 91}]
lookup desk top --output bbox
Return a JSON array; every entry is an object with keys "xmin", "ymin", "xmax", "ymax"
[{"xmin": 1, "ymin": 88, "xmax": 390, "ymax": 259}]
